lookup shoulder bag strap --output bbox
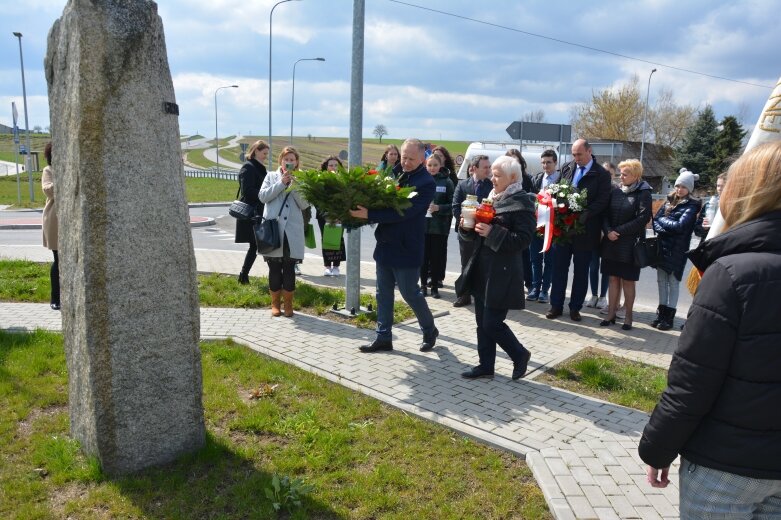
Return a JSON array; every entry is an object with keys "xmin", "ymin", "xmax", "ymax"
[{"xmin": 275, "ymin": 191, "xmax": 292, "ymax": 218}]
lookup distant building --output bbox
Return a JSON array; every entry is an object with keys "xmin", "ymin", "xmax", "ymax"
[
  {"xmin": 0, "ymin": 123, "xmax": 13, "ymax": 134},
  {"xmin": 591, "ymin": 140, "xmax": 676, "ymax": 193}
]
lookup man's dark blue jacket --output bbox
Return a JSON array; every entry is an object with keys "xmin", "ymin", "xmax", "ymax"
[{"xmin": 367, "ymin": 163, "xmax": 436, "ymax": 268}]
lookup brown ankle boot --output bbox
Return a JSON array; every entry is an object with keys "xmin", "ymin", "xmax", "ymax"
[
  {"xmin": 270, "ymin": 290, "xmax": 282, "ymax": 317},
  {"xmin": 283, "ymin": 290, "xmax": 294, "ymax": 317}
]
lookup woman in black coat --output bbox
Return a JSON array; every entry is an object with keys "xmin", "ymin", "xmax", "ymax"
[
  {"xmin": 599, "ymin": 159, "xmax": 652, "ymax": 330},
  {"xmin": 456, "ymin": 156, "xmax": 536, "ymax": 381},
  {"xmin": 640, "ymin": 142, "xmax": 781, "ymax": 518},
  {"xmin": 236, "ymin": 140, "xmax": 269, "ymax": 284},
  {"xmin": 651, "ymin": 169, "xmax": 701, "ymax": 330}
]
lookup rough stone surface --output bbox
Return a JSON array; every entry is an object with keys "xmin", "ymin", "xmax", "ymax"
[{"xmin": 44, "ymin": 0, "xmax": 204, "ymax": 475}]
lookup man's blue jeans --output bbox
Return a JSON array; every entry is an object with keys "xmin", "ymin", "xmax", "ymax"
[
  {"xmin": 549, "ymin": 243, "xmax": 591, "ymax": 311},
  {"xmin": 375, "ymin": 263, "xmax": 435, "ymax": 341},
  {"xmin": 529, "ymin": 235, "xmax": 555, "ymax": 294}
]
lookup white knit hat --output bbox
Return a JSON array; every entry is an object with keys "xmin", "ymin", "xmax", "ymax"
[{"xmin": 675, "ymin": 169, "xmax": 699, "ymax": 192}]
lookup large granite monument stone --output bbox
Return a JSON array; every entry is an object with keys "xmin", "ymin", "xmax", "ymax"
[{"xmin": 45, "ymin": 0, "xmax": 205, "ymax": 475}]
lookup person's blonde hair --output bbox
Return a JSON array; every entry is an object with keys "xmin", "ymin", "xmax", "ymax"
[
  {"xmin": 617, "ymin": 159, "xmax": 643, "ymax": 183},
  {"xmin": 246, "ymin": 140, "xmax": 268, "ymax": 161},
  {"xmin": 278, "ymin": 146, "xmax": 300, "ymax": 169},
  {"xmin": 720, "ymin": 141, "xmax": 781, "ymax": 229}
]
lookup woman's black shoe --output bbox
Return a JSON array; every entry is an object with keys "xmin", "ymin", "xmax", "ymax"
[
  {"xmin": 238, "ymin": 272, "xmax": 250, "ymax": 285},
  {"xmin": 621, "ymin": 322, "xmax": 632, "ymax": 331},
  {"xmin": 431, "ymin": 287, "xmax": 441, "ymax": 299},
  {"xmin": 599, "ymin": 317, "xmax": 616, "ymax": 326},
  {"xmin": 50, "ymin": 303, "xmax": 61, "ymax": 311}
]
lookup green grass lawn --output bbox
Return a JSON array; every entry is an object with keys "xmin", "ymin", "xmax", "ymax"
[
  {"xmin": 0, "ymin": 260, "xmax": 414, "ymax": 329},
  {"xmin": 0, "ymin": 172, "xmax": 43, "ymax": 208},
  {"xmin": 537, "ymin": 347, "xmax": 668, "ymax": 413},
  {"xmin": 0, "ymin": 330, "xmax": 551, "ymax": 519},
  {"xmin": 184, "ymin": 177, "xmax": 237, "ymax": 202}
]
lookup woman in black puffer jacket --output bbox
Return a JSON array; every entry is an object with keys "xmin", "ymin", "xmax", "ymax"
[
  {"xmin": 639, "ymin": 141, "xmax": 781, "ymax": 518},
  {"xmin": 651, "ymin": 169, "xmax": 701, "ymax": 330},
  {"xmin": 599, "ymin": 159, "xmax": 652, "ymax": 331}
]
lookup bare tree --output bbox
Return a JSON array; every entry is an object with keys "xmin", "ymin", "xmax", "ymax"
[
  {"xmin": 372, "ymin": 124, "xmax": 388, "ymax": 143},
  {"xmin": 523, "ymin": 109, "xmax": 546, "ymax": 123},
  {"xmin": 570, "ymin": 75, "xmax": 644, "ymax": 141},
  {"xmin": 647, "ymin": 88, "xmax": 696, "ymax": 148}
]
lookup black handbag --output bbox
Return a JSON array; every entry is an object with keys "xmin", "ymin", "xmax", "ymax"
[
  {"xmin": 634, "ymin": 231, "xmax": 660, "ymax": 268},
  {"xmin": 254, "ymin": 192, "xmax": 291, "ymax": 254},
  {"xmin": 229, "ymin": 186, "xmax": 255, "ymax": 220}
]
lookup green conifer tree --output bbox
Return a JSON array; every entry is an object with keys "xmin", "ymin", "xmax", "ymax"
[
  {"xmin": 675, "ymin": 105, "xmax": 719, "ymax": 187},
  {"xmin": 710, "ymin": 115, "xmax": 746, "ymax": 181}
]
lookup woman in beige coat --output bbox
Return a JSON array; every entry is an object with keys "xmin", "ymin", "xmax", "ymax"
[{"xmin": 41, "ymin": 142, "xmax": 60, "ymax": 310}]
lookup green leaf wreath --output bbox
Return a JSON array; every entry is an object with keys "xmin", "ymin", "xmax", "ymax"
[{"xmin": 291, "ymin": 167, "xmax": 417, "ymax": 227}]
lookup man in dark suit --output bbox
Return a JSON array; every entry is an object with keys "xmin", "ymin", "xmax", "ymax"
[
  {"xmin": 451, "ymin": 155, "xmax": 493, "ymax": 307},
  {"xmin": 546, "ymin": 139, "xmax": 612, "ymax": 321}
]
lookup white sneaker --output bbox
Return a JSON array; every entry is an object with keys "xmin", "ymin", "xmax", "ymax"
[
  {"xmin": 599, "ymin": 306, "xmax": 610, "ymax": 315},
  {"xmin": 323, "ymin": 267, "xmax": 333, "ymax": 276},
  {"xmin": 616, "ymin": 305, "xmax": 626, "ymax": 319},
  {"xmin": 294, "ymin": 264, "xmax": 302, "ymax": 275},
  {"xmin": 331, "ymin": 266, "xmax": 341, "ymax": 276},
  {"xmin": 596, "ymin": 297, "xmax": 608, "ymax": 309},
  {"xmin": 586, "ymin": 295, "xmax": 599, "ymax": 307}
]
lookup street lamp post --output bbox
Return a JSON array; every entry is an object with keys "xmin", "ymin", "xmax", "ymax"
[
  {"xmin": 214, "ymin": 84, "xmax": 238, "ymax": 174},
  {"xmin": 13, "ymin": 32, "xmax": 33, "ymax": 202},
  {"xmin": 290, "ymin": 57, "xmax": 325, "ymax": 146},
  {"xmin": 640, "ymin": 68, "xmax": 657, "ymax": 165},
  {"xmin": 269, "ymin": 0, "xmax": 301, "ymax": 171}
]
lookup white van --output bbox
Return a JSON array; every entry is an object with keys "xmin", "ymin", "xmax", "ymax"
[{"xmin": 456, "ymin": 141, "xmax": 558, "ymax": 180}]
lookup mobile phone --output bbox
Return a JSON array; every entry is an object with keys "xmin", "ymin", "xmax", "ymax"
[{"xmin": 285, "ymin": 162, "xmax": 295, "ymax": 172}]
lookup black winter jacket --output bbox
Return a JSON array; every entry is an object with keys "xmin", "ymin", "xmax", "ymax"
[
  {"xmin": 652, "ymin": 195, "xmax": 701, "ymax": 280},
  {"xmin": 600, "ymin": 182, "xmax": 653, "ymax": 264},
  {"xmin": 639, "ymin": 210, "xmax": 781, "ymax": 479},
  {"xmin": 235, "ymin": 159, "xmax": 267, "ymax": 243},
  {"xmin": 560, "ymin": 157, "xmax": 612, "ymax": 252},
  {"xmin": 455, "ymin": 187, "xmax": 536, "ymax": 309}
]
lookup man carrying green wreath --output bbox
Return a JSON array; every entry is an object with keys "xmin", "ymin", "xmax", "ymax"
[{"xmin": 350, "ymin": 138, "xmax": 439, "ymax": 353}]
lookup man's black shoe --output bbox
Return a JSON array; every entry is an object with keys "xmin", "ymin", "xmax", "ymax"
[
  {"xmin": 512, "ymin": 350, "xmax": 532, "ymax": 380},
  {"xmin": 570, "ymin": 310, "xmax": 582, "ymax": 322},
  {"xmin": 359, "ymin": 339, "xmax": 393, "ymax": 353},
  {"xmin": 461, "ymin": 366, "xmax": 495, "ymax": 379},
  {"xmin": 453, "ymin": 295, "xmax": 471, "ymax": 307},
  {"xmin": 431, "ymin": 287, "xmax": 441, "ymax": 299},
  {"xmin": 420, "ymin": 327, "xmax": 439, "ymax": 352},
  {"xmin": 545, "ymin": 307, "xmax": 562, "ymax": 319}
]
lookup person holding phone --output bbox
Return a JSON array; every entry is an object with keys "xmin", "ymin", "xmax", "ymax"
[{"xmin": 259, "ymin": 146, "xmax": 310, "ymax": 317}]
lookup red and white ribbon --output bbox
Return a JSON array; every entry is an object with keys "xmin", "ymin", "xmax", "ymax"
[{"xmin": 536, "ymin": 191, "xmax": 555, "ymax": 252}]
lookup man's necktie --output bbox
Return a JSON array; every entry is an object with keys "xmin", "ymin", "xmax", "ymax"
[{"xmin": 574, "ymin": 166, "xmax": 584, "ymax": 187}]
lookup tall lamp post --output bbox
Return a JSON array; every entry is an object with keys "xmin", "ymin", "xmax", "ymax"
[
  {"xmin": 640, "ymin": 68, "xmax": 657, "ymax": 165},
  {"xmin": 214, "ymin": 84, "xmax": 238, "ymax": 174},
  {"xmin": 13, "ymin": 32, "xmax": 33, "ymax": 202},
  {"xmin": 269, "ymin": 0, "xmax": 300, "ymax": 171},
  {"xmin": 290, "ymin": 57, "xmax": 325, "ymax": 145}
]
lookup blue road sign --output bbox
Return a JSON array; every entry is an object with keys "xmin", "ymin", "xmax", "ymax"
[{"xmin": 12, "ymin": 125, "xmax": 19, "ymax": 144}]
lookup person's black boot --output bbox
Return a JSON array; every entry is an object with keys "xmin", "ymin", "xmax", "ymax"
[
  {"xmin": 651, "ymin": 305, "xmax": 664, "ymax": 328},
  {"xmin": 238, "ymin": 271, "xmax": 250, "ymax": 285},
  {"xmin": 658, "ymin": 307, "xmax": 676, "ymax": 331},
  {"xmin": 420, "ymin": 327, "xmax": 439, "ymax": 352},
  {"xmin": 431, "ymin": 286, "xmax": 441, "ymax": 299},
  {"xmin": 359, "ymin": 338, "xmax": 393, "ymax": 352}
]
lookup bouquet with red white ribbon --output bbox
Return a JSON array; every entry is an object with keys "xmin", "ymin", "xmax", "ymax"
[{"xmin": 535, "ymin": 180, "xmax": 587, "ymax": 252}]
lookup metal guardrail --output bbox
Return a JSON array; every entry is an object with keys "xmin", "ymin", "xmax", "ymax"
[{"xmin": 183, "ymin": 168, "xmax": 238, "ymax": 181}]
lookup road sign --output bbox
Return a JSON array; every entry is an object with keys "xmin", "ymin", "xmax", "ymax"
[
  {"xmin": 19, "ymin": 144, "xmax": 27, "ymax": 154},
  {"xmin": 13, "ymin": 125, "xmax": 19, "ymax": 144},
  {"xmin": 240, "ymin": 143, "xmax": 248, "ymax": 152},
  {"xmin": 455, "ymin": 154, "xmax": 464, "ymax": 166},
  {"xmin": 506, "ymin": 121, "xmax": 572, "ymax": 143}
]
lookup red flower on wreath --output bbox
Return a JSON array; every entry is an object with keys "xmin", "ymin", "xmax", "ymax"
[
  {"xmin": 563, "ymin": 213, "xmax": 577, "ymax": 226},
  {"xmin": 557, "ymin": 205, "xmax": 568, "ymax": 214},
  {"xmin": 366, "ymin": 169, "xmax": 378, "ymax": 176},
  {"xmin": 552, "ymin": 227, "xmax": 562, "ymax": 237}
]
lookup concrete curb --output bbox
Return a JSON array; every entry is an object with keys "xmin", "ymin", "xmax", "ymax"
[{"xmin": 0, "ymin": 216, "xmax": 215, "ymax": 230}]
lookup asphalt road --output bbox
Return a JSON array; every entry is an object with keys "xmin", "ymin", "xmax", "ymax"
[{"xmin": 1, "ymin": 204, "xmax": 694, "ymax": 314}]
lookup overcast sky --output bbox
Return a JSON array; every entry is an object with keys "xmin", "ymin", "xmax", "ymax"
[{"xmin": 0, "ymin": 0, "xmax": 777, "ymax": 142}]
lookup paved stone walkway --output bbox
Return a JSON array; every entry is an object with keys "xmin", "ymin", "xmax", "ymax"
[{"xmin": 0, "ymin": 245, "xmax": 684, "ymax": 519}]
